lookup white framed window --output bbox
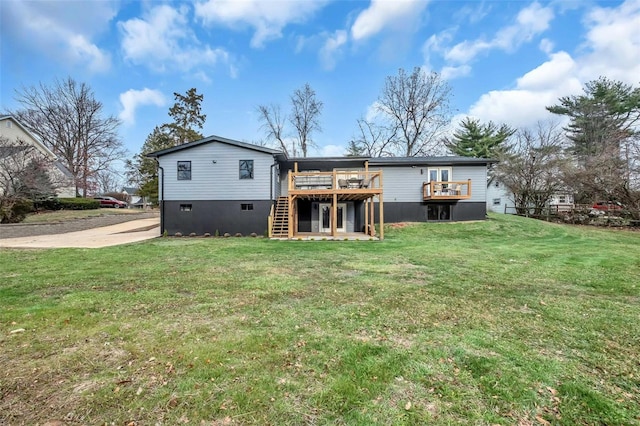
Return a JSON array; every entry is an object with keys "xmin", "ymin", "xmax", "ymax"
[{"xmin": 428, "ymin": 167, "xmax": 452, "ymax": 183}]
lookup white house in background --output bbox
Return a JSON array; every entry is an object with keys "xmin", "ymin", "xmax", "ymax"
[
  {"xmin": 486, "ymin": 176, "xmax": 575, "ymax": 214},
  {"xmin": 0, "ymin": 115, "xmax": 75, "ymax": 197},
  {"xmin": 486, "ymin": 178, "xmax": 513, "ymax": 213}
]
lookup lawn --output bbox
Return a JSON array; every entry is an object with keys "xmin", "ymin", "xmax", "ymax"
[
  {"xmin": 22, "ymin": 208, "xmax": 144, "ymax": 224},
  {"xmin": 1, "ymin": 214, "xmax": 639, "ymax": 425}
]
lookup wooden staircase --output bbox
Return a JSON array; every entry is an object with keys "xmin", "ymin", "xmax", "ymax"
[{"xmin": 270, "ymin": 197, "xmax": 290, "ymax": 238}]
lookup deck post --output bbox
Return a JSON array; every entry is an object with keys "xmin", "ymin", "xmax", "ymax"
[
  {"xmin": 294, "ymin": 162, "xmax": 298, "ymax": 173},
  {"xmin": 364, "ymin": 198, "xmax": 369, "ymax": 236},
  {"xmin": 331, "ymin": 193, "xmax": 337, "ymax": 237},
  {"xmin": 468, "ymin": 179, "xmax": 472, "ymax": 198},
  {"xmin": 369, "ymin": 195, "xmax": 375, "ymax": 236},
  {"xmin": 288, "ymin": 196, "xmax": 294, "ymax": 239},
  {"xmin": 379, "ymin": 192, "xmax": 384, "ymax": 240}
]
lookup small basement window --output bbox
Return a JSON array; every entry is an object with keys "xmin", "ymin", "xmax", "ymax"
[
  {"xmin": 493, "ymin": 198, "xmax": 501, "ymax": 206},
  {"xmin": 180, "ymin": 204, "xmax": 192, "ymax": 211},
  {"xmin": 241, "ymin": 203, "xmax": 254, "ymax": 211},
  {"xmin": 177, "ymin": 161, "xmax": 191, "ymax": 180},
  {"xmin": 239, "ymin": 160, "xmax": 254, "ymax": 179}
]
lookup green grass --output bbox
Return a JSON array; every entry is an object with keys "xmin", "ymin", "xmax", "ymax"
[
  {"xmin": 1, "ymin": 214, "xmax": 639, "ymax": 425},
  {"xmin": 22, "ymin": 208, "xmax": 145, "ymax": 223}
]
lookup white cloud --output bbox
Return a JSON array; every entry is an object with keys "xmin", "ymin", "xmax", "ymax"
[
  {"xmin": 444, "ymin": 1, "xmax": 554, "ymax": 64},
  {"xmin": 351, "ymin": 0, "xmax": 429, "ymax": 41},
  {"xmin": 319, "ymin": 30, "xmax": 348, "ymax": 70},
  {"xmin": 441, "ymin": 65, "xmax": 471, "ymax": 80},
  {"xmin": 1, "ymin": 0, "xmax": 114, "ymax": 72},
  {"xmin": 119, "ymin": 89, "xmax": 166, "ymax": 126},
  {"xmin": 317, "ymin": 144, "xmax": 347, "ymax": 157},
  {"xmin": 119, "ymin": 4, "xmax": 232, "ymax": 75},
  {"xmin": 465, "ymin": 0, "xmax": 640, "ymax": 130},
  {"xmin": 194, "ymin": 0, "xmax": 328, "ymax": 48},
  {"xmin": 578, "ymin": 0, "xmax": 640, "ymax": 84}
]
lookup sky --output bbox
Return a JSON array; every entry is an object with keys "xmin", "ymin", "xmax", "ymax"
[{"xmin": 1, "ymin": 0, "xmax": 640, "ymax": 166}]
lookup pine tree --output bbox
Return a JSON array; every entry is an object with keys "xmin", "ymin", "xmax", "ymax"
[{"xmin": 445, "ymin": 118, "xmax": 515, "ymax": 158}]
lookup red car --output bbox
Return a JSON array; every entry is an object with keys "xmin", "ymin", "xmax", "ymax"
[
  {"xmin": 592, "ymin": 201, "xmax": 623, "ymax": 211},
  {"xmin": 94, "ymin": 196, "xmax": 128, "ymax": 208}
]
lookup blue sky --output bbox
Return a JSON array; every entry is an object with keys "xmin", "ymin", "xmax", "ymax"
[{"xmin": 2, "ymin": 0, "xmax": 639, "ymax": 163}]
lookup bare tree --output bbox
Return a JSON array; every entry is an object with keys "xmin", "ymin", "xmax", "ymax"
[
  {"xmin": 377, "ymin": 67, "xmax": 452, "ymax": 156},
  {"xmin": 348, "ymin": 118, "xmax": 399, "ymax": 157},
  {"xmin": 256, "ymin": 83, "xmax": 323, "ymax": 157},
  {"xmin": 7, "ymin": 77, "xmax": 125, "ymax": 197},
  {"xmin": 0, "ymin": 136, "xmax": 55, "ymax": 222},
  {"xmin": 290, "ymin": 83, "xmax": 323, "ymax": 157},
  {"xmin": 494, "ymin": 121, "xmax": 569, "ymax": 215},
  {"xmin": 257, "ymin": 104, "xmax": 289, "ymax": 156},
  {"xmin": 94, "ymin": 168, "xmax": 123, "ymax": 194}
]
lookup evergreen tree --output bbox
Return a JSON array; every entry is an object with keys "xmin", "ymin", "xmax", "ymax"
[
  {"xmin": 126, "ymin": 127, "xmax": 174, "ymax": 203},
  {"xmin": 444, "ymin": 118, "xmax": 515, "ymax": 158},
  {"xmin": 164, "ymin": 88, "xmax": 206, "ymax": 145}
]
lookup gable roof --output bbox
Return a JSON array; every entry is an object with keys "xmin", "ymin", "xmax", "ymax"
[
  {"xmin": 0, "ymin": 115, "xmax": 58, "ymax": 160},
  {"xmin": 146, "ymin": 134, "xmax": 283, "ymax": 158}
]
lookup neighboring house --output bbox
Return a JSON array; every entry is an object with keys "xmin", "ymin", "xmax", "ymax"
[
  {"xmin": 486, "ymin": 177, "xmax": 574, "ymax": 214},
  {"xmin": 0, "ymin": 116, "xmax": 75, "ymax": 198},
  {"xmin": 147, "ymin": 135, "xmax": 494, "ymax": 239},
  {"xmin": 121, "ymin": 186, "xmax": 147, "ymax": 208},
  {"xmin": 486, "ymin": 178, "xmax": 514, "ymax": 213}
]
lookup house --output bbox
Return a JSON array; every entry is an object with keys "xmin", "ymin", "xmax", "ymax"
[
  {"xmin": 486, "ymin": 177, "xmax": 575, "ymax": 214},
  {"xmin": 121, "ymin": 187, "xmax": 148, "ymax": 208},
  {"xmin": 147, "ymin": 135, "xmax": 493, "ymax": 239},
  {"xmin": 0, "ymin": 115, "xmax": 75, "ymax": 198}
]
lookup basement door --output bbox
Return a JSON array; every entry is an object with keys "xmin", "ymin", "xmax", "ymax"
[{"xmin": 319, "ymin": 203, "xmax": 346, "ymax": 233}]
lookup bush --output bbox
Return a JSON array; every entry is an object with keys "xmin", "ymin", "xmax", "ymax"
[
  {"xmin": 35, "ymin": 198, "xmax": 99, "ymax": 211},
  {"xmin": 0, "ymin": 198, "xmax": 34, "ymax": 223}
]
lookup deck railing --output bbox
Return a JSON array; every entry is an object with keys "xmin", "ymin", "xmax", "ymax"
[
  {"xmin": 288, "ymin": 170, "xmax": 383, "ymax": 192},
  {"xmin": 423, "ymin": 180, "xmax": 471, "ymax": 200}
]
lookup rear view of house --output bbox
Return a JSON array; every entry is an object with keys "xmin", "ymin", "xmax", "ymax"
[{"xmin": 148, "ymin": 136, "xmax": 493, "ymax": 239}]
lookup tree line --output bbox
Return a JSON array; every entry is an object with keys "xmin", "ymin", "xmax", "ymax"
[{"xmin": 3, "ymin": 70, "xmax": 639, "ymax": 219}]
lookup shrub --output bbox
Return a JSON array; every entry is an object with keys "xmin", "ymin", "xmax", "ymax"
[
  {"xmin": 189, "ymin": 232, "xmax": 197, "ymax": 237},
  {"xmin": 234, "ymin": 233, "xmax": 243, "ymax": 237},
  {"xmin": 223, "ymin": 233, "xmax": 231, "ymax": 238},
  {"xmin": 250, "ymin": 232, "xmax": 258, "ymax": 238},
  {"xmin": 204, "ymin": 233, "xmax": 211, "ymax": 237},
  {"xmin": 0, "ymin": 198, "xmax": 34, "ymax": 223},
  {"xmin": 175, "ymin": 232, "xmax": 183, "ymax": 237},
  {"xmin": 35, "ymin": 198, "xmax": 99, "ymax": 211}
]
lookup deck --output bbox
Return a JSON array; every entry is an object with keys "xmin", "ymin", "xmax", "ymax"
[
  {"xmin": 269, "ymin": 167, "xmax": 384, "ymax": 240},
  {"xmin": 423, "ymin": 180, "xmax": 472, "ymax": 200}
]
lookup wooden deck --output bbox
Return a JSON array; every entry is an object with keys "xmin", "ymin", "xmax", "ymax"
[
  {"xmin": 423, "ymin": 180, "xmax": 471, "ymax": 200},
  {"xmin": 269, "ymin": 165, "xmax": 384, "ymax": 240}
]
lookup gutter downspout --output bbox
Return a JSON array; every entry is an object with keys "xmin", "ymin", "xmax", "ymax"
[{"xmin": 155, "ymin": 158, "xmax": 164, "ymax": 236}]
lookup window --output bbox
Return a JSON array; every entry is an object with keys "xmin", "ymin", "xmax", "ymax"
[
  {"xmin": 558, "ymin": 195, "xmax": 566, "ymax": 203},
  {"xmin": 177, "ymin": 161, "xmax": 191, "ymax": 180},
  {"xmin": 427, "ymin": 204, "xmax": 451, "ymax": 221},
  {"xmin": 428, "ymin": 167, "xmax": 452, "ymax": 184},
  {"xmin": 180, "ymin": 204, "xmax": 192, "ymax": 211},
  {"xmin": 493, "ymin": 198, "xmax": 501, "ymax": 206},
  {"xmin": 239, "ymin": 160, "xmax": 254, "ymax": 179},
  {"xmin": 241, "ymin": 203, "xmax": 254, "ymax": 211}
]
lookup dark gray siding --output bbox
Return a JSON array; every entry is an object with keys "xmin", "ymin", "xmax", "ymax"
[
  {"xmin": 377, "ymin": 202, "xmax": 486, "ymax": 222},
  {"xmin": 162, "ymin": 200, "xmax": 272, "ymax": 236}
]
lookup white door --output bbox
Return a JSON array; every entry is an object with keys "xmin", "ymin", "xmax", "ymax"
[{"xmin": 320, "ymin": 203, "xmax": 346, "ymax": 233}]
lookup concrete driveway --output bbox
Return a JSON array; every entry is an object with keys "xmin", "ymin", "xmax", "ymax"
[{"xmin": 0, "ymin": 217, "xmax": 160, "ymax": 249}]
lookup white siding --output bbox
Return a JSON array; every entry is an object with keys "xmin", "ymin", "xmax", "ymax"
[
  {"xmin": 158, "ymin": 142, "xmax": 276, "ymax": 201},
  {"xmin": 378, "ymin": 164, "xmax": 487, "ymax": 203}
]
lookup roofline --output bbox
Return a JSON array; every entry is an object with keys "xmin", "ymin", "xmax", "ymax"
[
  {"xmin": 0, "ymin": 115, "xmax": 58, "ymax": 160},
  {"xmin": 368, "ymin": 157, "xmax": 497, "ymax": 166},
  {"xmin": 146, "ymin": 134, "xmax": 283, "ymax": 157}
]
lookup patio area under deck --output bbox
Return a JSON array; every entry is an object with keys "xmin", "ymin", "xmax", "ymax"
[{"xmin": 271, "ymin": 165, "xmax": 384, "ymax": 240}]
